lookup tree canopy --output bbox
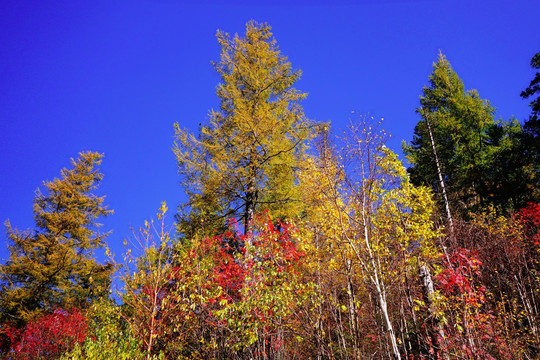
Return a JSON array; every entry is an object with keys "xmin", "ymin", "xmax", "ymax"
[{"xmin": 174, "ymin": 21, "xmax": 313, "ymax": 238}]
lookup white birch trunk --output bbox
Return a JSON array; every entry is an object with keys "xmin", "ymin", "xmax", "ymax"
[{"xmin": 424, "ymin": 110, "xmax": 455, "ymax": 239}]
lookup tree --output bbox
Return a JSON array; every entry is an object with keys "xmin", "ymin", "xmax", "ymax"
[
  {"xmin": 121, "ymin": 202, "xmax": 171, "ymax": 360},
  {"xmin": 404, "ymin": 52, "xmax": 500, "ymax": 216},
  {"xmin": 520, "ymin": 51, "xmax": 540, "ymax": 201},
  {"xmin": 521, "ymin": 51, "xmax": 540, "ymax": 125},
  {"xmin": 343, "ymin": 118, "xmax": 440, "ymax": 360},
  {"xmin": 483, "ymin": 118, "xmax": 535, "ymax": 211},
  {"xmin": 0, "ymin": 151, "xmax": 113, "ymax": 329},
  {"xmin": 174, "ymin": 21, "xmax": 313, "ymax": 239},
  {"xmin": 299, "ymin": 118, "xmax": 441, "ymax": 359}
]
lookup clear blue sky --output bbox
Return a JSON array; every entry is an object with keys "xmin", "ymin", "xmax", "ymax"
[{"xmin": 1, "ymin": 0, "xmax": 539, "ymax": 266}]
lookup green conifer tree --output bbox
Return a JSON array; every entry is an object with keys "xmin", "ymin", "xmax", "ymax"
[
  {"xmin": 405, "ymin": 52, "xmax": 536, "ymax": 215},
  {"xmin": 174, "ymin": 21, "xmax": 313, "ymax": 238},
  {"xmin": 520, "ymin": 51, "xmax": 540, "ymax": 201},
  {"xmin": 404, "ymin": 53, "xmax": 497, "ymax": 216},
  {"xmin": 0, "ymin": 151, "xmax": 113, "ymax": 327},
  {"xmin": 483, "ymin": 118, "xmax": 535, "ymax": 211},
  {"xmin": 521, "ymin": 51, "xmax": 540, "ymax": 125}
]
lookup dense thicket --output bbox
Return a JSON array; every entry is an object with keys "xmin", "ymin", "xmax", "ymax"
[{"xmin": 1, "ymin": 22, "xmax": 540, "ymax": 360}]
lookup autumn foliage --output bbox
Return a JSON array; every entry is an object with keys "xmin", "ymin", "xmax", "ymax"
[
  {"xmin": 1, "ymin": 21, "xmax": 539, "ymax": 360},
  {"xmin": 146, "ymin": 213, "xmax": 313, "ymax": 359},
  {"xmin": 2, "ymin": 308, "xmax": 87, "ymax": 360}
]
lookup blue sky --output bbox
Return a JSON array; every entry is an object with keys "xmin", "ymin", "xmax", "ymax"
[{"xmin": 1, "ymin": 0, "xmax": 539, "ymax": 268}]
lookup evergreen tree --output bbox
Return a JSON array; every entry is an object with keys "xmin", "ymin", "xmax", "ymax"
[
  {"xmin": 0, "ymin": 151, "xmax": 113, "ymax": 327},
  {"xmin": 404, "ymin": 53, "xmax": 498, "ymax": 215},
  {"xmin": 174, "ymin": 21, "xmax": 313, "ymax": 238},
  {"xmin": 521, "ymin": 51, "xmax": 540, "ymax": 125},
  {"xmin": 520, "ymin": 51, "xmax": 540, "ymax": 201},
  {"xmin": 483, "ymin": 118, "xmax": 535, "ymax": 211},
  {"xmin": 405, "ymin": 53, "xmax": 537, "ymax": 215}
]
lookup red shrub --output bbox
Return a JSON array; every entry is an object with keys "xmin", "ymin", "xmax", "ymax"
[{"xmin": 4, "ymin": 308, "xmax": 87, "ymax": 359}]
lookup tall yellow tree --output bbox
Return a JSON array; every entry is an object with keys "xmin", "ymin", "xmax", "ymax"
[
  {"xmin": 0, "ymin": 152, "xmax": 113, "ymax": 328},
  {"xmin": 174, "ymin": 21, "xmax": 313, "ymax": 239}
]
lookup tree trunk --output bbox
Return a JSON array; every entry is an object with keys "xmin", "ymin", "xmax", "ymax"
[
  {"xmin": 359, "ymin": 194, "xmax": 401, "ymax": 360},
  {"xmin": 423, "ymin": 109, "xmax": 455, "ymax": 239},
  {"xmin": 244, "ymin": 188, "xmax": 257, "ymax": 244},
  {"xmin": 346, "ymin": 259, "xmax": 360, "ymax": 359},
  {"xmin": 420, "ymin": 265, "xmax": 448, "ymax": 360}
]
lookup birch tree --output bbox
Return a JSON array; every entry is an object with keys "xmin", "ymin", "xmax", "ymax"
[
  {"xmin": 300, "ymin": 118, "xmax": 440, "ymax": 359},
  {"xmin": 343, "ymin": 118, "xmax": 439, "ymax": 359}
]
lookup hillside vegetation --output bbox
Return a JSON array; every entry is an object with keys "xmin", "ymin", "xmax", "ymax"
[{"xmin": 2, "ymin": 21, "xmax": 540, "ymax": 360}]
